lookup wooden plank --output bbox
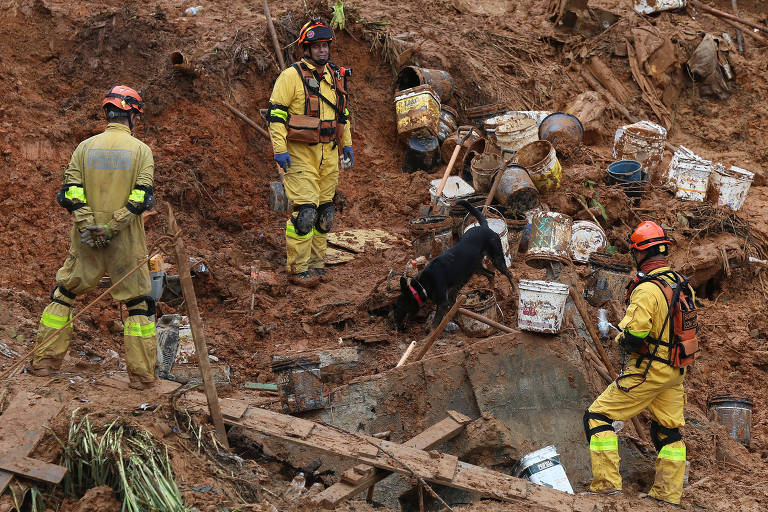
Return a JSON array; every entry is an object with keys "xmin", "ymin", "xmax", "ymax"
[
  {"xmin": 0, "ymin": 392, "xmax": 63, "ymax": 493},
  {"xmin": 314, "ymin": 414, "xmax": 468, "ymax": 508},
  {"xmin": 0, "ymin": 457, "xmax": 66, "ymax": 484},
  {"xmin": 286, "ymin": 419, "xmax": 315, "ymax": 439},
  {"xmin": 184, "ymin": 393, "xmax": 249, "ymax": 421},
  {"xmin": 232, "ymin": 406, "xmax": 596, "ymax": 511}
]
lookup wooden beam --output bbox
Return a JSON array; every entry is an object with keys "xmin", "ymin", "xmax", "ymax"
[
  {"xmin": 411, "ymin": 295, "xmax": 467, "ymax": 363},
  {"xmin": 230, "ymin": 406, "xmax": 598, "ymax": 511},
  {"xmin": 0, "ymin": 457, "xmax": 67, "ymax": 485},
  {"xmin": 166, "ymin": 204, "xmax": 230, "ymax": 450},
  {"xmin": 313, "ymin": 411, "xmax": 472, "ymax": 508},
  {"xmin": 0, "ymin": 393, "xmax": 63, "ymax": 493}
]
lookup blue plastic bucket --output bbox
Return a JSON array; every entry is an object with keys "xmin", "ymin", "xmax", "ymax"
[{"xmin": 607, "ymin": 160, "xmax": 642, "ymax": 182}]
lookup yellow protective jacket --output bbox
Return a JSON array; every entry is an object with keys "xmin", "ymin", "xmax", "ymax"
[
  {"xmin": 268, "ymin": 58, "xmax": 352, "ymax": 155},
  {"xmin": 618, "ymin": 267, "xmax": 674, "ymax": 360},
  {"xmin": 63, "ymin": 123, "xmax": 154, "ymax": 236}
]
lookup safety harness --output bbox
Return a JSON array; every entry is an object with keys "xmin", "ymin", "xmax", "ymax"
[
  {"xmin": 268, "ymin": 61, "xmax": 350, "ymax": 146},
  {"xmin": 616, "ymin": 270, "xmax": 699, "ymax": 392}
]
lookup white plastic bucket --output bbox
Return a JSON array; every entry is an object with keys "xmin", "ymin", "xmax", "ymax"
[
  {"xmin": 517, "ymin": 280, "xmax": 570, "ymax": 333},
  {"xmin": 429, "ymin": 176, "xmax": 475, "ymax": 209},
  {"xmin": 675, "ymin": 156, "xmax": 712, "ymax": 202},
  {"xmin": 716, "ymin": 165, "xmax": 754, "ymax": 211},
  {"xmin": 569, "ymin": 221, "xmax": 606, "ymax": 264},
  {"xmin": 464, "ymin": 217, "xmax": 512, "ymax": 268},
  {"xmin": 613, "ymin": 120, "xmax": 666, "ymax": 173},
  {"xmin": 515, "ymin": 445, "xmax": 574, "ymax": 494},
  {"xmin": 495, "ymin": 118, "xmax": 538, "ymax": 153}
]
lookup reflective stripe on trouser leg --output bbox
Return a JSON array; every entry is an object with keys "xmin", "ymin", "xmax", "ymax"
[
  {"xmin": 286, "ymin": 219, "xmax": 313, "ymax": 274},
  {"xmin": 308, "ymin": 228, "xmax": 327, "ymax": 269},
  {"xmin": 648, "ymin": 440, "xmax": 686, "ymax": 505},
  {"xmin": 123, "ymin": 313, "xmax": 157, "ymax": 383},
  {"xmin": 589, "ymin": 430, "xmax": 622, "ymax": 492},
  {"xmin": 32, "ymin": 292, "xmax": 74, "ymax": 368}
]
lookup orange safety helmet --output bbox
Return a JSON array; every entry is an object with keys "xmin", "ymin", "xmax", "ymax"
[
  {"xmin": 297, "ymin": 19, "xmax": 334, "ymax": 47},
  {"xmin": 102, "ymin": 85, "xmax": 144, "ymax": 114},
  {"xmin": 628, "ymin": 221, "xmax": 672, "ymax": 251}
]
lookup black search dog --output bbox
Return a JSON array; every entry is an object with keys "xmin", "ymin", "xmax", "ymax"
[{"xmin": 394, "ymin": 199, "xmax": 515, "ymax": 330}]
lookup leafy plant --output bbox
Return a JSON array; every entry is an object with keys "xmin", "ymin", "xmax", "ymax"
[
  {"xmin": 330, "ymin": 0, "xmax": 345, "ymax": 31},
  {"xmin": 54, "ymin": 410, "xmax": 189, "ymax": 512}
]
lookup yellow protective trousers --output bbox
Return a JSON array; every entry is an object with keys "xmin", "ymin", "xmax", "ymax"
[
  {"xmin": 586, "ymin": 357, "xmax": 686, "ymax": 504},
  {"xmin": 283, "ymin": 139, "xmax": 339, "ymax": 274},
  {"xmin": 32, "ymin": 240, "xmax": 157, "ymax": 383}
]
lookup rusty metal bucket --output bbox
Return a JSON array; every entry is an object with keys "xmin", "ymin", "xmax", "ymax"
[
  {"xmin": 495, "ymin": 164, "xmax": 540, "ymax": 213},
  {"xmin": 525, "ymin": 211, "xmax": 573, "ymax": 269},
  {"xmin": 458, "ymin": 288, "xmax": 502, "ymax": 337},
  {"xmin": 584, "ymin": 253, "xmax": 631, "ymax": 307},
  {"xmin": 708, "ymin": 394, "xmax": 754, "ymax": 446},
  {"xmin": 409, "ymin": 215, "xmax": 453, "ymax": 258},
  {"xmin": 396, "ymin": 66, "xmax": 454, "ymax": 103}
]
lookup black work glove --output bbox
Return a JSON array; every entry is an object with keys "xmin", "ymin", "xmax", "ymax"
[
  {"xmin": 80, "ymin": 225, "xmax": 112, "ymax": 249},
  {"xmin": 617, "ymin": 331, "xmax": 646, "ymax": 353}
]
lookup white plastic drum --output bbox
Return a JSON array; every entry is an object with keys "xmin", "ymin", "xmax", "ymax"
[
  {"xmin": 514, "ymin": 445, "xmax": 574, "ymax": 494},
  {"xmin": 464, "ymin": 218, "xmax": 512, "ymax": 268},
  {"xmin": 569, "ymin": 221, "xmax": 607, "ymax": 264},
  {"xmin": 517, "ymin": 280, "xmax": 570, "ymax": 333}
]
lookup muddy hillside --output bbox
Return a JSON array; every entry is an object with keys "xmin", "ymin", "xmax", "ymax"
[{"xmin": 1, "ymin": 0, "xmax": 768, "ymax": 510}]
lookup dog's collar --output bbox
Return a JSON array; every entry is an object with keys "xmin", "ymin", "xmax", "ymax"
[{"xmin": 409, "ymin": 280, "xmax": 426, "ymax": 307}]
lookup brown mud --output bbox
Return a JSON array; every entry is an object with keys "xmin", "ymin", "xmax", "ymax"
[{"xmin": 1, "ymin": 0, "xmax": 768, "ymax": 510}]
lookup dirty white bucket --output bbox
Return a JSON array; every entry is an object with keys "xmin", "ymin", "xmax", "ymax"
[
  {"xmin": 464, "ymin": 216, "xmax": 512, "ymax": 268},
  {"xmin": 495, "ymin": 118, "xmax": 538, "ymax": 153},
  {"xmin": 430, "ymin": 176, "xmax": 475, "ymax": 210},
  {"xmin": 675, "ymin": 155, "xmax": 712, "ymax": 202},
  {"xmin": 716, "ymin": 165, "xmax": 754, "ymax": 211},
  {"xmin": 517, "ymin": 280, "xmax": 570, "ymax": 333},
  {"xmin": 665, "ymin": 145, "xmax": 703, "ymax": 189},
  {"xmin": 515, "ymin": 445, "xmax": 574, "ymax": 494},
  {"xmin": 613, "ymin": 121, "xmax": 667, "ymax": 173},
  {"xmin": 569, "ymin": 221, "xmax": 606, "ymax": 264},
  {"xmin": 634, "ymin": 0, "xmax": 686, "ymax": 14}
]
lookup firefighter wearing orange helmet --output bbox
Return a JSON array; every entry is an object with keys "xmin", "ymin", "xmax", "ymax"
[
  {"xmin": 267, "ymin": 18, "xmax": 353, "ymax": 287},
  {"xmin": 584, "ymin": 221, "xmax": 698, "ymax": 506},
  {"xmin": 31, "ymin": 86, "xmax": 158, "ymax": 389}
]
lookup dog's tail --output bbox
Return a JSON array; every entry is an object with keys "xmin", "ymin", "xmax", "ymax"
[{"xmin": 456, "ymin": 199, "xmax": 488, "ymax": 228}]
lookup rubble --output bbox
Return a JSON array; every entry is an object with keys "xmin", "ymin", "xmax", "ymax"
[{"xmin": 1, "ymin": 0, "xmax": 768, "ymax": 510}]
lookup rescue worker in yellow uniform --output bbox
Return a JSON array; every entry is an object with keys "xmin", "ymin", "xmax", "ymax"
[
  {"xmin": 584, "ymin": 221, "xmax": 696, "ymax": 506},
  {"xmin": 31, "ymin": 86, "xmax": 158, "ymax": 389},
  {"xmin": 267, "ymin": 18, "xmax": 353, "ymax": 287}
]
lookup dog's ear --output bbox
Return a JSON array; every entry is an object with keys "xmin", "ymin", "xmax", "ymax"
[{"xmin": 400, "ymin": 276, "xmax": 409, "ymax": 293}]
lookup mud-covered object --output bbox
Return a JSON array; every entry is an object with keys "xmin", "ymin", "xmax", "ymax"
[{"xmin": 686, "ymin": 34, "xmax": 732, "ymax": 100}]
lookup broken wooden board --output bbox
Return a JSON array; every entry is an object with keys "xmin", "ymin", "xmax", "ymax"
[
  {"xmin": 231, "ymin": 405, "xmax": 599, "ymax": 511},
  {"xmin": 183, "ymin": 392, "xmax": 249, "ymax": 421},
  {"xmin": 325, "ymin": 246, "xmax": 356, "ymax": 265},
  {"xmin": 328, "ymin": 229, "xmax": 407, "ymax": 254},
  {"xmin": 0, "ymin": 457, "xmax": 66, "ymax": 485},
  {"xmin": 0, "ymin": 392, "xmax": 64, "ymax": 493}
]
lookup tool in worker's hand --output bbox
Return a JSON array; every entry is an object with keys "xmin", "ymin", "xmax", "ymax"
[
  {"xmin": 269, "ymin": 164, "xmax": 290, "ymax": 212},
  {"xmin": 597, "ymin": 308, "xmax": 622, "ymax": 338},
  {"xmin": 340, "ymin": 154, "xmax": 352, "ymax": 170},
  {"xmin": 428, "ymin": 126, "xmax": 475, "ymax": 216}
]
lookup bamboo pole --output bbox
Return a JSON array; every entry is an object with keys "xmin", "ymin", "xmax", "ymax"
[
  {"xmin": 166, "ymin": 203, "xmax": 230, "ymax": 449},
  {"xmin": 262, "ymin": 0, "xmax": 286, "ymax": 70},
  {"xmin": 223, "ymin": 101, "xmax": 270, "ymax": 139}
]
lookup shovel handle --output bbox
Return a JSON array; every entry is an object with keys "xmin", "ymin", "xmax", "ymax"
[{"xmin": 435, "ymin": 126, "xmax": 476, "ymax": 198}]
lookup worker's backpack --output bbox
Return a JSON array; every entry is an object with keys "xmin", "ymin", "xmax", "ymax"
[{"xmin": 642, "ymin": 270, "xmax": 699, "ymax": 368}]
